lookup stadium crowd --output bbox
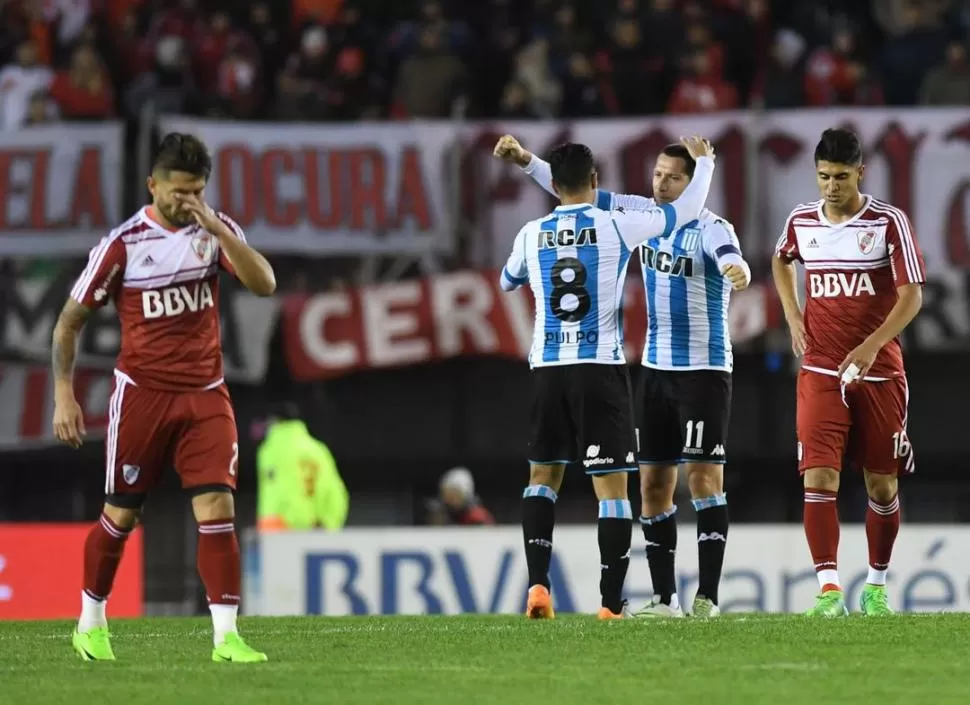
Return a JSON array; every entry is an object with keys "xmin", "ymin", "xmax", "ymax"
[{"xmin": 1, "ymin": 0, "xmax": 969, "ymax": 129}]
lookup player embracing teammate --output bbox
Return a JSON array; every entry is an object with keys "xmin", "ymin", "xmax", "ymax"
[{"xmin": 773, "ymin": 128, "xmax": 924, "ymax": 616}]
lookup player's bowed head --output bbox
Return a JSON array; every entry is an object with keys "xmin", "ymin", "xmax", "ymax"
[
  {"xmin": 814, "ymin": 127, "xmax": 867, "ymax": 217},
  {"xmin": 148, "ymin": 132, "xmax": 276, "ymax": 297}
]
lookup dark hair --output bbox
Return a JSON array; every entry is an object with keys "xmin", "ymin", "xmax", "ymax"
[
  {"xmin": 814, "ymin": 128, "xmax": 862, "ymax": 166},
  {"xmin": 152, "ymin": 132, "xmax": 212, "ymax": 178},
  {"xmin": 659, "ymin": 144, "xmax": 696, "ymax": 177},
  {"xmin": 547, "ymin": 143, "xmax": 595, "ymax": 193}
]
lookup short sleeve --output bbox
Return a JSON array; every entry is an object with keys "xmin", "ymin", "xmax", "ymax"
[
  {"xmin": 774, "ymin": 210, "xmax": 802, "ymax": 262},
  {"xmin": 884, "ymin": 206, "xmax": 926, "ymax": 285},
  {"xmin": 606, "ymin": 191, "xmax": 656, "ymax": 212},
  {"xmin": 70, "ymin": 235, "xmax": 127, "ymax": 309},
  {"xmin": 216, "ymin": 211, "xmax": 247, "ymax": 276}
]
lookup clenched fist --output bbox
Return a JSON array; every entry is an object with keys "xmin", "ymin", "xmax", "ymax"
[
  {"xmin": 493, "ymin": 134, "xmax": 532, "ymax": 168},
  {"xmin": 721, "ymin": 263, "xmax": 749, "ymax": 291}
]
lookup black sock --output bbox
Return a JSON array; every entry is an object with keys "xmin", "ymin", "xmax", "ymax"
[
  {"xmin": 694, "ymin": 497, "xmax": 729, "ymax": 605},
  {"xmin": 640, "ymin": 507, "xmax": 678, "ymax": 605},
  {"xmin": 522, "ymin": 485, "xmax": 557, "ymax": 588},
  {"xmin": 598, "ymin": 499, "xmax": 633, "ymax": 614}
]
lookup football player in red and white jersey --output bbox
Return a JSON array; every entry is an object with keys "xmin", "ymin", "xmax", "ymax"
[
  {"xmin": 52, "ymin": 133, "xmax": 276, "ymax": 662},
  {"xmin": 772, "ymin": 128, "xmax": 924, "ymax": 617}
]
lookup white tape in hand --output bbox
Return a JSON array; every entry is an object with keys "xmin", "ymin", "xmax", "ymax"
[{"xmin": 841, "ymin": 362, "xmax": 861, "ymax": 385}]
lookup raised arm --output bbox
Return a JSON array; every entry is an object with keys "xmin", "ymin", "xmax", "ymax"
[
  {"xmin": 611, "ymin": 138, "xmax": 716, "ymax": 249},
  {"xmin": 494, "ymin": 134, "xmax": 655, "ymax": 211}
]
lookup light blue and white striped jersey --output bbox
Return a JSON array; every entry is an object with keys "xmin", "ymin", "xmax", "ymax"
[
  {"xmin": 501, "ymin": 156, "xmax": 716, "ymax": 368},
  {"xmin": 501, "ymin": 205, "xmax": 665, "ymax": 367},
  {"xmin": 520, "ymin": 159, "xmax": 746, "ymax": 372}
]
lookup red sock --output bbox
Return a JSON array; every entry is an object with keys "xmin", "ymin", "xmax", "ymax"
[
  {"xmin": 866, "ymin": 495, "xmax": 900, "ymax": 577},
  {"xmin": 84, "ymin": 514, "xmax": 132, "ymax": 600},
  {"xmin": 197, "ymin": 519, "xmax": 241, "ymax": 605},
  {"xmin": 803, "ymin": 488, "xmax": 840, "ymax": 591}
]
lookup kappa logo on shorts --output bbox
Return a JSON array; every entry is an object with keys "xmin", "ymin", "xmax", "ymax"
[
  {"xmin": 122, "ymin": 464, "xmax": 140, "ymax": 485},
  {"xmin": 626, "ymin": 452, "xmax": 635, "ymax": 464},
  {"xmin": 712, "ymin": 444, "xmax": 725, "ymax": 457}
]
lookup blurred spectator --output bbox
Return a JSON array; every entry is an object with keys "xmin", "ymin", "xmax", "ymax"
[
  {"xmin": 751, "ymin": 28, "xmax": 807, "ymax": 109},
  {"xmin": 276, "ymin": 24, "xmax": 331, "ymax": 120},
  {"xmin": 326, "ymin": 47, "xmax": 381, "ymax": 120},
  {"xmin": 667, "ymin": 47, "xmax": 739, "ymax": 113},
  {"xmin": 256, "ymin": 403, "xmax": 348, "ymax": 532},
  {"xmin": 599, "ymin": 18, "xmax": 664, "ymax": 115},
  {"xmin": 124, "ymin": 34, "xmax": 198, "ymax": 118},
  {"xmin": 560, "ymin": 52, "xmax": 607, "ymax": 116},
  {"xmin": 804, "ymin": 27, "xmax": 882, "ymax": 107},
  {"xmin": 920, "ymin": 40, "xmax": 970, "ymax": 105},
  {"xmin": 49, "ymin": 44, "xmax": 115, "ymax": 120},
  {"xmin": 424, "ymin": 467, "xmax": 494, "ymax": 526},
  {"xmin": 292, "ymin": 0, "xmax": 345, "ymax": 28},
  {"xmin": 499, "ymin": 79, "xmax": 538, "ymax": 118},
  {"xmin": 511, "ymin": 38, "xmax": 560, "ymax": 117},
  {"xmin": 213, "ymin": 44, "xmax": 262, "ymax": 119},
  {"xmin": 0, "ymin": 39, "xmax": 53, "ymax": 130},
  {"xmin": 879, "ymin": 1, "xmax": 947, "ymax": 105},
  {"xmin": 23, "ymin": 90, "xmax": 59, "ymax": 126},
  {"xmin": 393, "ymin": 24, "xmax": 468, "ymax": 118},
  {"xmin": 247, "ymin": 1, "xmax": 285, "ymax": 82}
]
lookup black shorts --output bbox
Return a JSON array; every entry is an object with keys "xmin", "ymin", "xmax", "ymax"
[
  {"xmin": 635, "ymin": 367, "xmax": 732, "ymax": 465},
  {"xmin": 529, "ymin": 364, "xmax": 638, "ymax": 474}
]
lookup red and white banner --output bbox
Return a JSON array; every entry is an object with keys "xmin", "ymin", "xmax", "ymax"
[
  {"xmin": 0, "ymin": 123, "xmax": 123, "ymax": 255},
  {"xmin": 282, "ymin": 270, "xmax": 770, "ymax": 380},
  {"xmin": 0, "ymin": 364, "xmax": 112, "ymax": 449},
  {"xmin": 160, "ymin": 117, "xmax": 454, "ymax": 255},
  {"xmin": 0, "ymin": 274, "xmax": 279, "ymax": 384},
  {"xmin": 162, "ymin": 109, "xmax": 970, "ymax": 269}
]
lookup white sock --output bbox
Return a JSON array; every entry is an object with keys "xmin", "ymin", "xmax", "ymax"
[
  {"xmin": 78, "ymin": 591, "xmax": 107, "ymax": 632},
  {"xmin": 210, "ymin": 604, "xmax": 238, "ymax": 646},
  {"xmin": 867, "ymin": 567, "xmax": 888, "ymax": 586},
  {"xmin": 816, "ymin": 569, "xmax": 841, "ymax": 590}
]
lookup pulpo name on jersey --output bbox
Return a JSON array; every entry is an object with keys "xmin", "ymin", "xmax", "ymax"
[
  {"xmin": 142, "ymin": 281, "xmax": 215, "ymax": 319},
  {"xmin": 808, "ymin": 272, "xmax": 875, "ymax": 298},
  {"xmin": 642, "ymin": 246, "xmax": 693, "ymax": 277},
  {"xmin": 545, "ymin": 330, "xmax": 599, "ymax": 345},
  {"xmin": 539, "ymin": 226, "xmax": 597, "ymax": 249}
]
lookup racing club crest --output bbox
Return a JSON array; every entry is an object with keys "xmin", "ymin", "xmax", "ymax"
[{"xmin": 857, "ymin": 230, "xmax": 876, "ymax": 255}]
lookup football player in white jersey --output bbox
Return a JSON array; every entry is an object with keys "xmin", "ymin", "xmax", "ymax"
[
  {"xmin": 495, "ymin": 135, "xmax": 748, "ymax": 619},
  {"xmin": 497, "ymin": 138, "xmax": 717, "ymax": 620}
]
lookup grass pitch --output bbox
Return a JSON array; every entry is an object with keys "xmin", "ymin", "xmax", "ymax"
[{"xmin": 2, "ymin": 614, "xmax": 968, "ymax": 704}]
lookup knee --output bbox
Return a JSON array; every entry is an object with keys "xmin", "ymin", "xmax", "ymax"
[
  {"xmin": 640, "ymin": 466, "xmax": 676, "ymax": 507},
  {"xmin": 804, "ymin": 466, "xmax": 840, "ymax": 492},
  {"xmin": 686, "ymin": 465, "xmax": 723, "ymax": 499},
  {"xmin": 529, "ymin": 464, "xmax": 565, "ymax": 492},
  {"xmin": 865, "ymin": 473, "xmax": 898, "ymax": 504},
  {"xmin": 103, "ymin": 498, "xmax": 143, "ymax": 531},
  {"xmin": 592, "ymin": 471, "xmax": 630, "ymax": 501},
  {"xmin": 192, "ymin": 487, "xmax": 235, "ymax": 522}
]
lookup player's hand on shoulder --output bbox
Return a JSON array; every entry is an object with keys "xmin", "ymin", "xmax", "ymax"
[
  {"xmin": 785, "ymin": 311, "xmax": 806, "ymax": 357},
  {"xmin": 52, "ymin": 392, "xmax": 86, "ymax": 449},
  {"xmin": 720, "ymin": 263, "xmax": 749, "ymax": 291},
  {"xmin": 493, "ymin": 134, "xmax": 531, "ymax": 168},
  {"xmin": 680, "ymin": 136, "xmax": 715, "ymax": 161}
]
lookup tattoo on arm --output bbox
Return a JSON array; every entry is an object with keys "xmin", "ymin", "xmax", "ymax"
[{"xmin": 52, "ymin": 299, "xmax": 91, "ymax": 383}]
